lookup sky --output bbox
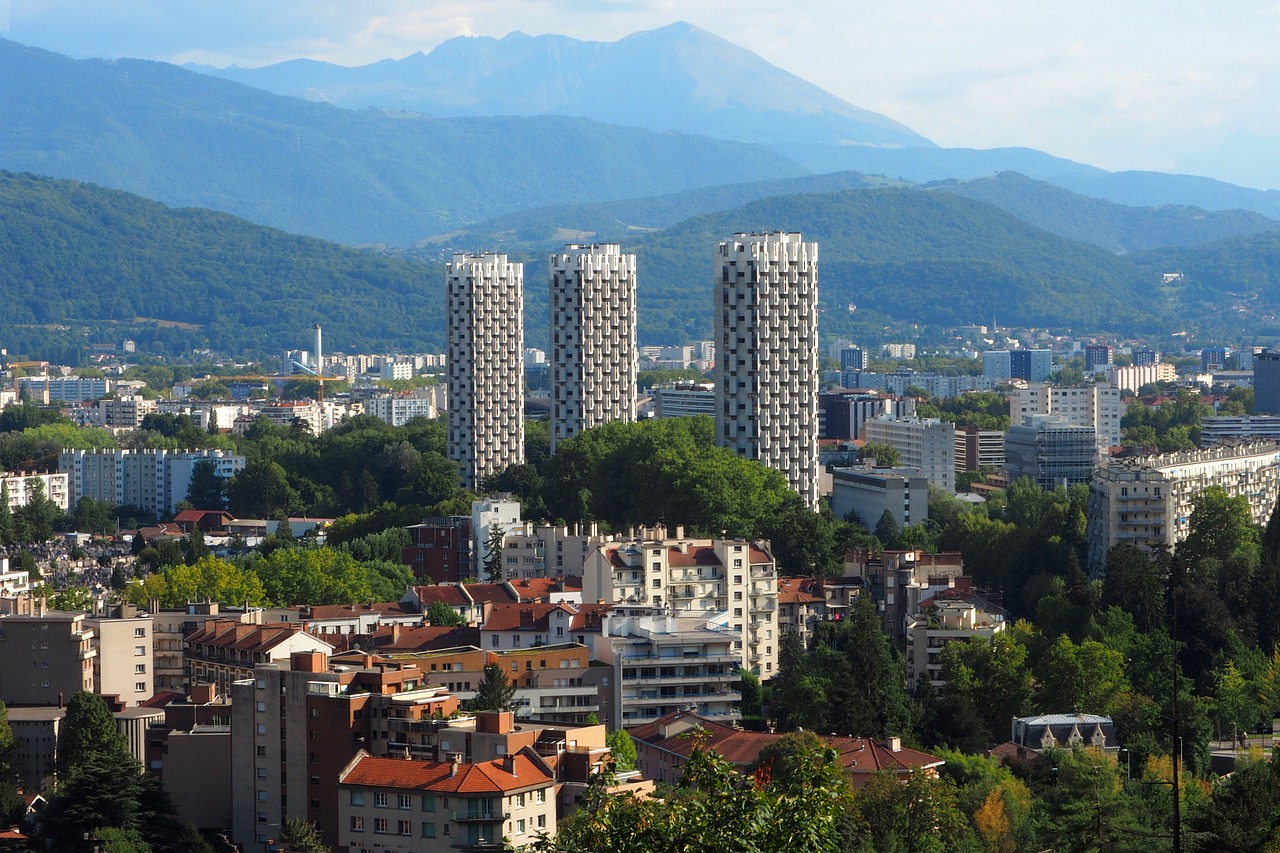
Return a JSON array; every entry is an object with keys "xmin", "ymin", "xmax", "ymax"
[{"xmin": 5, "ymin": 0, "xmax": 1280, "ymax": 189}]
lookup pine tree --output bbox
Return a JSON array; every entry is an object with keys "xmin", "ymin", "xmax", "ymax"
[
  {"xmin": 483, "ymin": 524, "xmax": 506, "ymax": 583},
  {"xmin": 468, "ymin": 663, "xmax": 517, "ymax": 712}
]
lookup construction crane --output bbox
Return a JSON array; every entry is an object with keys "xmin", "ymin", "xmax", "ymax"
[{"xmin": 4, "ymin": 361, "xmax": 50, "ymax": 398}]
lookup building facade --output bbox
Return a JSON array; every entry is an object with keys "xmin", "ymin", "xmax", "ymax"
[
  {"xmin": 1004, "ymin": 416, "xmax": 1098, "ymax": 490},
  {"xmin": 830, "ymin": 466, "xmax": 930, "ymax": 531},
  {"xmin": 1256, "ymin": 351, "xmax": 1280, "ymax": 415},
  {"xmin": 447, "ymin": 253, "xmax": 525, "ymax": 489},
  {"xmin": 715, "ymin": 232, "xmax": 819, "ymax": 507},
  {"xmin": 1009, "ymin": 383, "xmax": 1122, "ymax": 452},
  {"xmin": 1086, "ymin": 440, "xmax": 1280, "ymax": 573},
  {"xmin": 59, "ymin": 448, "xmax": 245, "ymax": 516},
  {"xmin": 863, "ymin": 416, "xmax": 956, "ymax": 493},
  {"xmin": 549, "ymin": 244, "xmax": 637, "ymax": 452},
  {"xmin": 583, "ymin": 531, "xmax": 780, "ymax": 677}
]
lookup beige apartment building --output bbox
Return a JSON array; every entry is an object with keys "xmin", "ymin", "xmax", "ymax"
[
  {"xmin": 715, "ymin": 232, "xmax": 820, "ymax": 507},
  {"xmin": 337, "ymin": 749, "xmax": 557, "ymax": 852},
  {"xmin": 446, "ymin": 253, "xmax": 525, "ymax": 488},
  {"xmin": 583, "ymin": 528, "xmax": 780, "ymax": 677},
  {"xmin": 1086, "ymin": 440, "xmax": 1280, "ymax": 573},
  {"xmin": 86, "ymin": 606, "xmax": 154, "ymax": 706},
  {"xmin": 549, "ymin": 244, "xmax": 637, "ymax": 452}
]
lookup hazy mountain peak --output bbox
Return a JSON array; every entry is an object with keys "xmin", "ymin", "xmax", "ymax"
[{"xmin": 190, "ymin": 23, "xmax": 934, "ymax": 150}]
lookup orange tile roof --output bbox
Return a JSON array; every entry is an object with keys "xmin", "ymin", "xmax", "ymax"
[
  {"xmin": 482, "ymin": 603, "xmax": 576, "ymax": 633},
  {"xmin": 186, "ymin": 620, "xmax": 331, "ymax": 654},
  {"xmin": 340, "ymin": 752, "xmax": 552, "ymax": 794},
  {"xmin": 411, "ymin": 585, "xmax": 471, "ymax": 607},
  {"xmin": 777, "ymin": 578, "xmax": 825, "ymax": 605}
]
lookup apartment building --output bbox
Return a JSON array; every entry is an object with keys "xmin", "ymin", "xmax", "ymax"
[
  {"xmin": 403, "ymin": 517, "xmax": 473, "ymax": 583},
  {"xmin": 863, "ymin": 416, "xmax": 956, "ymax": 493},
  {"xmin": 0, "ymin": 606, "xmax": 95, "ymax": 705},
  {"xmin": 715, "ymin": 232, "xmax": 819, "ymax": 507},
  {"xmin": 184, "ymin": 619, "xmax": 333, "ymax": 695},
  {"xmin": 1085, "ymin": 440, "xmax": 1280, "ymax": 573},
  {"xmin": 337, "ymin": 748, "xmax": 557, "ymax": 853},
  {"xmin": 954, "ymin": 426, "xmax": 1005, "ymax": 477},
  {"xmin": 0, "ymin": 471, "xmax": 69, "ymax": 512},
  {"xmin": 501, "ymin": 522, "xmax": 612, "ymax": 580},
  {"xmin": 1105, "ymin": 363, "xmax": 1176, "ymax": 393},
  {"xmin": 1200, "ymin": 415, "xmax": 1280, "ymax": 447},
  {"xmin": 549, "ymin": 244, "xmax": 637, "ymax": 452},
  {"xmin": 86, "ymin": 605, "xmax": 154, "ymax": 706},
  {"xmin": 583, "ymin": 530, "xmax": 780, "ymax": 676},
  {"xmin": 906, "ymin": 595, "xmax": 1007, "ymax": 688},
  {"xmin": 229, "ymin": 651, "xmax": 460, "ymax": 851},
  {"xmin": 652, "ymin": 382, "xmax": 716, "ymax": 419},
  {"xmin": 1005, "ymin": 416, "xmax": 1098, "ymax": 489},
  {"xmin": 60, "ymin": 448, "xmax": 245, "ymax": 516},
  {"xmin": 1008, "ymin": 383, "xmax": 1122, "ymax": 451},
  {"xmin": 99, "ymin": 394, "xmax": 158, "ymax": 428},
  {"xmin": 447, "ymin": 253, "xmax": 525, "ymax": 489},
  {"xmin": 819, "ymin": 390, "xmax": 914, "ymax": 442},
  {"xmin": 599, "ymin": 606, "xmax": 742, "ymax": 726}
]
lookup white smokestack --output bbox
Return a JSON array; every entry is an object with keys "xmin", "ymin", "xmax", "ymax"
[{"xmin": 314, "ymin": 324, "xmax": 323, "ymax": 374}]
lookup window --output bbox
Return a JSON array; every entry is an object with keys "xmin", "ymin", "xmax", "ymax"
[
  {"xmin": 535, "ymin": 790, "xmax": 545, "ymax": 804},
  {"xmin": 422, "ymin": 794, "xmax": 436, "ymax": 812},
  {"xmin": 422, "ymin": 822, "xmax": 436, "ymax": 838},
  {"xmin": 256, "ymin": 790, "xmax": 267, "ymax": 802},
  {"xmin": 537, "ymin": 814, "xmax": 547, "ymax": 828},
  {"xmin": 351, "ymin": 791, "xmax": 365, "ymax": 806},
  {"xmin": 374, "ymin": 818, "xmax": 388, "ymax": 834},
  {"xmin": 134, "ymin": 627, "xmax": 146, "ymax": 637},
  {"xmin": 134, "ymin": 646, "xmax": 146, "ymax": 656},
  {"xmin": 256, "ymin": 724, "xmax": 267, "ymax": 735},
  {"xmin": 514, "ymin": 792, "xmax": 526, "ymax": 808},
  {"xmin": 256, "ymin": 768, "xmax": 267, "ymax": 779},
  {"xmin": 398, "ymin": 820, "xmax": 412, "ymax": 836},
  {"xmin": 517, "ymin": 818, "xmax": 526, "ymax": 835},
  {"xmin": 374, "ymin": 792, "xmax": 388, "ymax": 808},
  {"xmin": 256, "ymin": 746, "xmax": 266, "ymax": 757},
  {"xmin": 398, "ymin": 794, "xmax": 412, "ymax": 810},
  {"xmin": 350, "ymin": 816, "xmax": 364, "ymax": 832}
]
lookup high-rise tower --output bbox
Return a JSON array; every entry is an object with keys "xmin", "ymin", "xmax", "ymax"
[
  {"xmin": 447, "ymin": 253, "xmax": 525, "ymax": 489},
  {"xmin": 715, "ymin": 232, "xmax": 819, "ymax": 507},
  {"xmin": 549, "ymin": 244, "xmax": 637, "ymax": 452}
]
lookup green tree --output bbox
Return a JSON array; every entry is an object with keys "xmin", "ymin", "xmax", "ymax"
[
  {"xmin": 482, "ymin": 524, "xmax": 505, "ymax": 583},
  {"xmin": 468, "ymin": 663, "xmax": 517, "ymax": 712},
  {"xmin": 226, "ymin": 459, "xmax": 296, "ymax": 518},
  {"xmin": 426, "ymin": 599, "xmax": 467, "ymax": 627},
  {"xmin": 74, "ymin": 496, "xmax": 116, "ymax": 537},
  {"xmin": 182, "ymin": 527, "xmax": 210, "ymax": 564},
  {"xmin": 847, "ymin": 768, "xmax": 972, "ymax": 853},
  {"xmin": 277, "ymin": 817, "xmax": 329, "ymax": 852},
  {"xmin": 605, "ymin": 729, "xmax": 637, "ymax": 772},
  {"xmin": 873, "ymin": 509, "xmax": 900, "ymax": 548},
  {"xmin": 184, "ymin": 460, "xmax": 227, "ymax": 510},
  {"xmin": 57, "ymin": 691, "xmax": 128, "ymax": 779},
  {"xmin": 860, "ymin": 441, "xmax": 901, "ymax": 468}
]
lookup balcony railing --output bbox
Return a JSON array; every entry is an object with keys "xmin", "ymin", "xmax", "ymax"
[{"xmin": 452, "ymin": 810, "xmax": 510, "ymax": 823}]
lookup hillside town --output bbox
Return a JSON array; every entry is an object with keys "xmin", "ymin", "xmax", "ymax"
[{"xmin": 0, "ymin": 235, "xmax": 1277, "ymax": 851}]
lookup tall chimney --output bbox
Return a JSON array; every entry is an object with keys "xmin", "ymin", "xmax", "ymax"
[{"xmin": 314, "ymin": 324, "xmax": 323, "ymax": 374}]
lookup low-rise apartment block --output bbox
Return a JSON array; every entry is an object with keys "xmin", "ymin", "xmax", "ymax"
[
  {"xmin": 583, "ymin": 530, "xmax": 779, "ymax": 676},
  {"xmin": 1086, "ymin": 440, "xmax": 1280, "ymax": 573}
]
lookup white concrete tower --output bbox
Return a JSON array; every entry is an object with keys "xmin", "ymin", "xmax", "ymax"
[
  {"xmin": 447, "ymin": 253, "xmax": 525, "ymax": 489},
  {"xmin": 549, "ymin": 244, "xmax": 637, "ymax": 452},
  {"xmin": 715, "ymin": 232, "xmax": 820, "ymax": 508}
]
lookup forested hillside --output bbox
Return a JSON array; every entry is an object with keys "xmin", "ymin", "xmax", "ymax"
[
  {"xmin": 0, "ymin": 171, "xmax": 442, "ymax": 357},
  {"xmin": 932, "ymin": 172, "xmax": 1280, "ymax": 253}
]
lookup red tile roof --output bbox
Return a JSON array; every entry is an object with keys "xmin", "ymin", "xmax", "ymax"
[
  {"xmin": 482, "ymin": 603, "xmax": 575, "ymax": 633},
  {"xmin": 777, "ymin": 578, "xmax": 825, "ymax": 605},
  {"xmin": 631, "ymin": 711, "xmax": 943, "ymax": 784},
  {"xmin": 410, "ymin": 585, "xmax": 472, "ymax": 607},
  {"xmin": 185, "ymin": 620, "xmax": 332, "ymax": 654},
  {"xmin": 665, "ymin": 546, "xmax": 723, "ymax": 568},
  {"xmin": 340, "ymin": 751, "xmax": 553, "ymax": 794}
]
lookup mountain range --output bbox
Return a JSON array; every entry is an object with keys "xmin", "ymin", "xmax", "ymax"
[{"xmin": 4, "ymin": 25, "xmax": 1280, "ymax": 361}]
